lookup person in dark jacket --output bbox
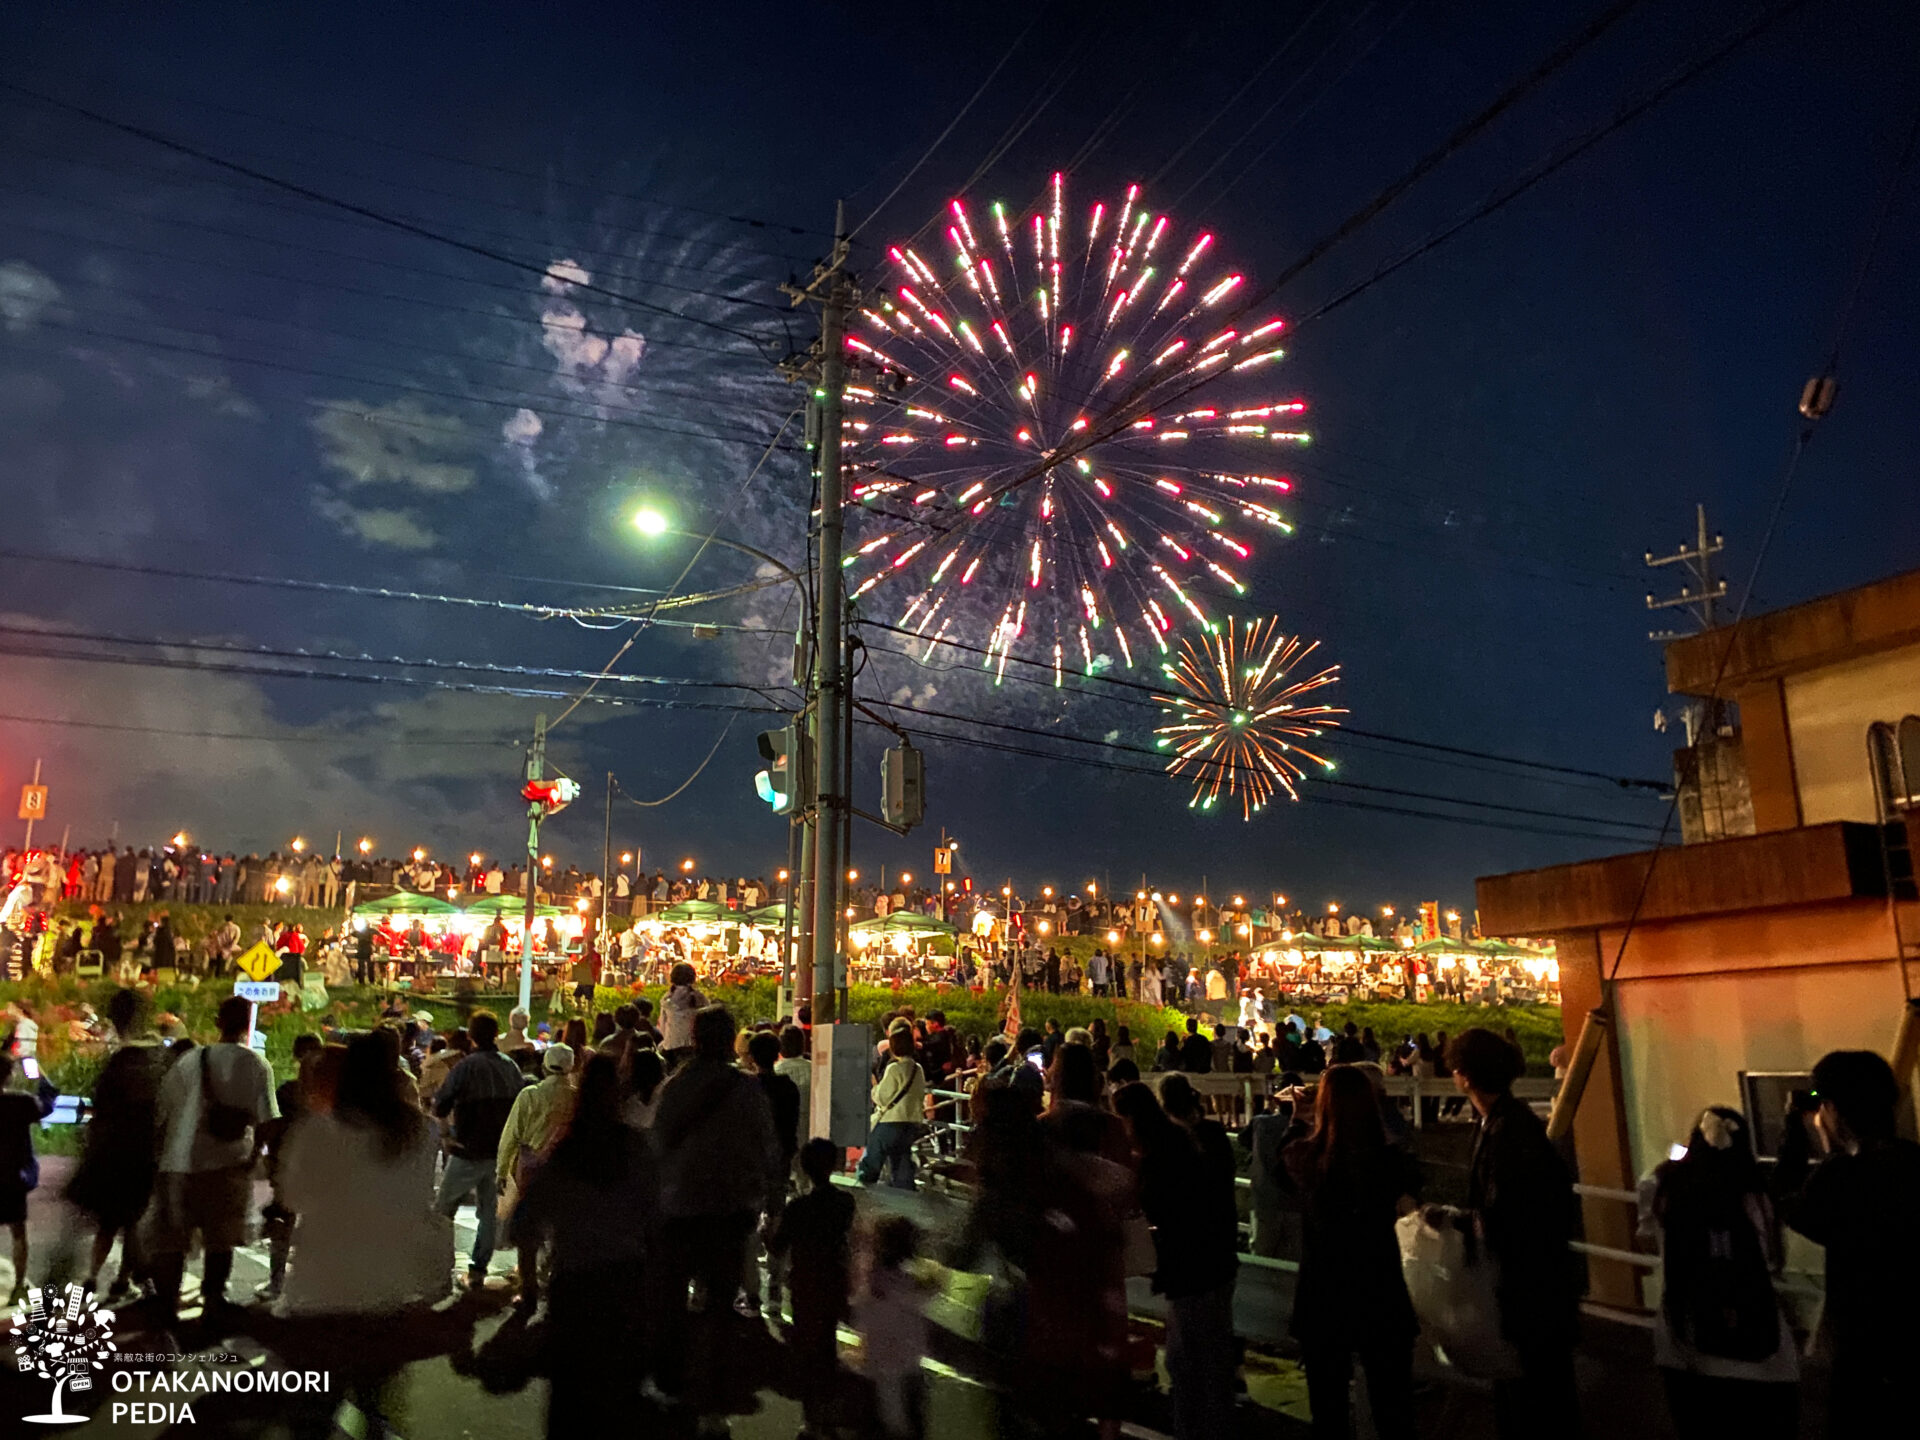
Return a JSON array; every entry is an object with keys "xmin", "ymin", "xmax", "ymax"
[
  {"xmin": 1116, "ymin": 1076, "xmax": 1239, "ymax": 1440},
  {"xmin": 151, "ymin": 914, "xmax": 177, "ymax": 974},
  {"xmin": 1177, "ymin": 1018, "xmax": 1214, "ymax": 1074},
  {"xmin": 431, "ymin": 1009, "xmax": 525, "ymax": 1290},
  {"xmin": 1452, "ymin": 1027, "xmax": 1579, "ymax": 1440},
  {"xmin": 744, "ymin": 1029, "xmax": 800, "ymax": 1315},
  {"xmin": 67, "ymin": 988, "xmax": 165, "ymax": 1303},
  {"xmin": 1280, "ymin": 1066, "xmax": 1422, "ymax": 1440},
  {"xmin": 1771, "ymin": 1048, "xmax": 1920, "ymax": 1438}
]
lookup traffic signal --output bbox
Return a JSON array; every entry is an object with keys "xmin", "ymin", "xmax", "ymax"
[
  {"xmin": 881, "ymin": 740, "xmax": 925, "ymax": 830},
  {"xmin": 756, "ymin": 721, "xmax": 811, "ymax": 816}
]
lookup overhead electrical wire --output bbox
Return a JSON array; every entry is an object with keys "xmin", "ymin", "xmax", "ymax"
[
  {"xmin": 22, "ymin": 84, "xmax": 835, "ymax": 240},
  {"xmin": 17, "ymin": 318, "xmax": 791, "ymax": 450},
  {"xmin": 0, "ymin": 81, "xmax": 788, "ymax": 348},
  {"xmin": 0, "ymin": 180, "xmax": 794, "ymax": 314}
]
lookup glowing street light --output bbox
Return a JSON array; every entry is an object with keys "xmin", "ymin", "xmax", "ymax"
[
  {"xmin": 172, "ymin": 831, "xmax": 189, "ymax": 848},
  {"xmin": 1232, "ymin": 895, "xmax": 1245, "ymax": 907},
  {"xmin": 632, "ymin": 506, "xmax": 671, "ymax": 537},
  {"xmin": 680, "ymin": 858, "xmax": 695, "ymax": 873},
  {"xmin": 1327, "ymin": 901, "xmax": 1340, "ymax": 914},
  {"xmin": 1198, "ymin": 928, "xmax": 1213, "ymax": 944},
  {"xmin": 1151, "ymin": 932, "xmax": 1165, "ymax": 947},
  {"xmin": 1107, "ymin": 929, "xmax": 1120, "ymax": 943},
  {"xmin": 1037, "ymin": 920, "xmax": 1051, "ymax": 935},
  {"xmin": 1042, "ymin": 886, "xmax": 1053, "ymax": 898},
  {"xmin": 899, "ymin": 872, "xmax": 913, "ymax": 885},
  {"xmin": 469, "ymin": 852, "xmax": 484, "ymax": 867},
  {"xmin": 848, "ymin": 869, "xmax": 859, "ymax": 882},
  {"xmin": 412, "ymin": 847, "xmax": 427, "ymax": 863},
  {"xmin": 1135, "ymin": 890, "xmax": 1147, "ymax": 901},
  {"xmin": 1086, "ymin": 881, "xmax": 1098, "ymax": 895},
  {"xmin": 1001, "ymin": 885, "xmax": 1011, "ymax": 897},
  {"xmin": 273, "ymin": 876, "xmax": 291, "ymax": 896},
  {"xmin": 1381, "ymin": 905, "xmax": 1395, "ymax": 918},
  {"xmin": 620, "ymin": 852, "xmax": 633, "ymax": 865},
  {"xmin": 1168, "ymin": 893, "xmax": 1180, "ymax": 904},
  {"xmin": 777, "ymin": 868, "xmax": 790, "ymax": 882},
  {"xmin": 290, "ymin": 837, "xmax": 307, "ymax": 853},
  {"xmin": 357, "ymin": 837, "xmax": 373, "ymax": 855},
  {"xmin": 542, "ymin": 855, "xmax": 554, "ymax": 870},
  {"xmin": 575, "ymin": 897, "xmax": 591, "ymax": 913}
]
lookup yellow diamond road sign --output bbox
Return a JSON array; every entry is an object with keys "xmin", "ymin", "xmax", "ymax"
[{"xmin": 234, "ymin": 941, "xmax": 280, "ymax": 982}]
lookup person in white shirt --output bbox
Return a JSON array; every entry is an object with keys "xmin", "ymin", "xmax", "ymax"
[
  {"xmin": 485, "ymin": 866, "xmax": 504, "ymax": 896},
  {"xmin": 149, "ymin": 995, "xmax": 277, "ymax": 1320}
]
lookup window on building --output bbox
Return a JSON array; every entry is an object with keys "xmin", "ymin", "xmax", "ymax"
[{"xmin": 1870, "ymin": 717, "xmax": 1920, "ymax": 815}]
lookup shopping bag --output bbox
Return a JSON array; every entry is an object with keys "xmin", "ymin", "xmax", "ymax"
[{"xmin": 1397, "ymin": 1207, "xmax": 1523, "ymax": 1379}]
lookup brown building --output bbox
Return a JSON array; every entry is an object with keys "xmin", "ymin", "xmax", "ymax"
[{"xmin": 1477, "ymin": 566, "xmax": 1920, "ymax": 1304}]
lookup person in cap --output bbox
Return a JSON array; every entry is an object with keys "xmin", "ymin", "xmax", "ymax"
[{"xmin": 498, "ymin": 1041, "xmax": 576, "ymax": 1312}]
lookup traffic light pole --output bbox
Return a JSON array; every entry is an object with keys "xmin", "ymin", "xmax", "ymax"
[
  {"xmin": 519, "ymin": 713, "xmax": 546, "ymax": 1017},
  {"xmin": 803, "ymin": 217, "xmax": 852, "ymax": 1024}
]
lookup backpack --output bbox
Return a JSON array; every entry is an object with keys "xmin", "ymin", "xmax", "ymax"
[
  {"xmin": 199, "ymin": 1048, "xmax": 254, "ymax": 1144},
  {"xmin": 1660, "ymin": 1177, "xmax": 1780, "ymax": 1361}
]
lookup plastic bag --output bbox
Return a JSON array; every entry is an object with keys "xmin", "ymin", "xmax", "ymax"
[{"xmin": 1397, "ymin": 1207, "xmax": 1523, "ymax": 1380}]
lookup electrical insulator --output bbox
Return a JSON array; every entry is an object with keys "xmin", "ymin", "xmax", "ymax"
[{"xmin": 1799, "ymin": 375, "xmax": 1836, "ymax": 420}]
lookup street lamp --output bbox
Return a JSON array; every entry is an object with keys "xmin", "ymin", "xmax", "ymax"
[
  {"xmin": 1037, "ymin": 920, "xmax": 1051, "ymax": 935},
  {"xmin": 620, "ymin": 852, "xmax": 633, "ymax": 866},
  {"xmin": 412, "ymin": 847, "xmax": 427, "ymax": 863},
  {"xmin": 542, "ymin": 856, "xmax": 554, "ymax": 870},
  {"xmin": 778, "ymin": 868, "xmax": 790, "ymax": 882},
  {"xmin": 848, "ymin": 869, "xmax": 859, "ymax": 882},
  {"xmin": 1381, "ymin": 905, "xmax": 1395, "ymax": 918},
  {"xmin": 172, "ymin": 831, "xmax": 189, "ymax": 848},
  {"xmin": 290, "ymin": 837, "xmax": 306, "ymax": 854},
  {"xmin": 357, "ymin": 837, "xmax": 373, "ymax": 855},
  {"xmin": 899, "ymin": 872, "xmax": 912, "ymax": 885},
  {"xmin": 1107, "ymin": 929, "xmax": 1120, "ymax": 944},
  {"xmin": 680, "ymin": 858, "xmax": 695, "ymax": 873}
]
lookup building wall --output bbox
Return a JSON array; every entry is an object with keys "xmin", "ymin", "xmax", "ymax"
[
  {"xmin": 1785, "ymin": 645, "xmax": 1920, "ymax": 824},
  {"xmin": 1599, "ymin": 900, "xmax": 1908, "ymax": 1179}
]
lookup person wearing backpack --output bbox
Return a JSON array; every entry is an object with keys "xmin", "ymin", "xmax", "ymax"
[
  {"xmin": 1640, "ymin": 1106, "xmax": 1798, "ymax": 1439},
  {"xmin": 149, "ymin": 994, "xmax": 277, "ymax": 1323}
]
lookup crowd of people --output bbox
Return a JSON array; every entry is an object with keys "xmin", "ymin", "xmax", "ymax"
[{"xmin": 1, "ymin": 957, "xmax": 1913, "ymax": 1437}]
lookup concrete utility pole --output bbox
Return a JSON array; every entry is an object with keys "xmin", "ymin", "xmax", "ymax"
[
  {"xmin": 1646, "ymin": 503, "xmax": 1729, "ymax": 742},
  {"xmin": 519, "ymin": 713, "xmax": 547, "ymax": 1016},
  {"xmin": 1645, "ymin": 503, "xmax": 1727, "ymax": 637},
  {"xmin": 784, "ymin": 206, "xmax": 853, "ymax": 1023}
]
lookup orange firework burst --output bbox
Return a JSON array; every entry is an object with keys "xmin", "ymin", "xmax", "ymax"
[{"xmin": 1153, "ymin": 619, "xmax": 1342, "ymax": 818}]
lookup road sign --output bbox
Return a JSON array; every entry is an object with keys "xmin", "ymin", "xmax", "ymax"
[
  {"xmin": 17, "ymin": 785, "xmax": 46, "ymax": 821},
  {"xmin": 933, "ymin": 846, "xmax": 952, "ymax": 875},
  {"xmin": 234, "ymin": 980, "xmax": 281, "ymax": 1003},
  {"xmin": 233, "ymin": 941, "xmax": 280, "ymax": 982}
]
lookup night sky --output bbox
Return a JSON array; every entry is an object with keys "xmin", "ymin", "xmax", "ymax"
[{"xmin": 1, "ymin": 0, "xmax": 1914, "ymax": 917}]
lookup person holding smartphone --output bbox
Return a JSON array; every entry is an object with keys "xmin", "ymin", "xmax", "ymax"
[{"xmin": 1772, "ymin": 1049, "xmax": 1920, "ymax": 1437}]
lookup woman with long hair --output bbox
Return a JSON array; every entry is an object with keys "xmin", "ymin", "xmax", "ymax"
[
  {"xmin": 279, "ymin": 1032, "xmax": 443, "ymax": 1440},
  {"xmin": 1642, "ymin": 1106, "xmax": 1797, "ymax": 1438},
  {"xmin": 1280, "ymin": 1065, "xmax": 1421, "ymax": 1439},
  {"xmin": 512, "ymin": 1053, "xmax": 655, "ymax": 1433}
]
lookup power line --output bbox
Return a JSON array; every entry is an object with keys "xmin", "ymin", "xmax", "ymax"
[
  {"xmin": 0, "ymin": 711, "xmax": 519, "ymax": 747},
  {"xmin": 2, "ymin": 158, "xmax": 798, "ymax": 299},
  {"xmin": 0, "ymin": 640, "xmax": 789, "ymax": 715},
  {"xmin": 19, "ymin": 85, "xmax": 834, "ymax": 240},
  {"xmin": 856, "ymin": 617, "xmax": 1666, "ymax": 790},
  {"xmin": 19, "ymin": 318, "xmax": 792, "ymax": 450},
  {"xmin": 0, "ymin": 82, "xmax": 788, "ymax": 347},
  {"xmin": 2, "ymin": 216, "xmax": 764, "ymax": 362},
  {"xmin": 1297, "ymin": 0, "xmax": 1814, "ymax": 327},
  {"xmin": 0, "ymin": 549, "xmax": 787, "ymax": 633},
  {"xmin": 31, "ymin": 289, "xmax": 785, "ymax": 432},
  {"xmin": 0, "ymin": 620, "xmax": 802, "ymax": 699},
  {"xmin": 0, "ymin": 639, "xmax": 1645, "ymax": 846},
  {"xmin": 858, "ymin": 694, "xmax": 1659, "ymax": 833}
]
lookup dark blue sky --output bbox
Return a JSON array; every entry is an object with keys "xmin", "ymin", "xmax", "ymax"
[{"xmin": 0, "ymin": 0, "xmax": 1913, "ymax": 917}]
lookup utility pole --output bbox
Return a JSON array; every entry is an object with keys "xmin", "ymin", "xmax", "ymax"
[
  {"xmin": 1646, "ymin": 503, "xmax": 1729, "ymax": 744},
  {"xmin": 784, "ymin": 206, "xmax": 853, "ymax": 1024},
  {"xmin": 601, "ymin": 771, "xmax": 613, "ymax": 956},
  {"xmin": 1645, "ymin": 503, "xmax": 1727, "ymax": 639},
  {"xmin": 519, "ymin": 714, "xmax": 547, "ymax": 1017}
]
